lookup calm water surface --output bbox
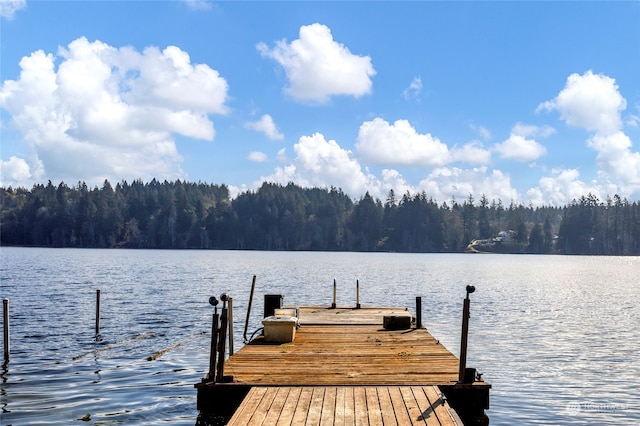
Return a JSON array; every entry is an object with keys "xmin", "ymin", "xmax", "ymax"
[{"xmin": 1, "ymin": 248, "xmax": 638, "ymax": 425}]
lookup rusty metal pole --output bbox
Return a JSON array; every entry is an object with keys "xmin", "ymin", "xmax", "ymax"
[{"xmin": 458, "ymin": 285, "xmax": 475, "ymax": 383}]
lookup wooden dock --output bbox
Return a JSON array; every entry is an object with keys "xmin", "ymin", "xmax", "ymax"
[
  {"xmin": 196, "ymin": 306, "xmax": 490, "ymax": 425},
  {"xmin": 227, "ymin": 385, "xmax": 462, "ymax": 426}
]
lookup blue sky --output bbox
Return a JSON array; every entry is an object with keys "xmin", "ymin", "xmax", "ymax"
[{"xmin": 1, "ymin": 1, "xmax": 639, "ymax": 206}]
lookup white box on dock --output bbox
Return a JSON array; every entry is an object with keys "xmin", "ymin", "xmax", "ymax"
[{"xmin": 262, "ymin": 315, "xmax": 297, "ymax": 343}]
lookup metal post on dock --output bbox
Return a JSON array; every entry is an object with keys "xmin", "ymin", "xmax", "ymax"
[
  {"xmin": 228, "ymin": 297, "xmax": 234, "ymax": 356},
  {"xmin": 207, "ymin": 296, "xmax": 219, "ymax": 382},
  {"xmin": 3, "ymin": 299, "xmax": 9, "ymax": 362},
  {"xmin": 331, "ymin": 279, "xmax": 337, "ymax": 309},
  {"xmin": 216, "ymin": 294, "xmax": 229, "ymax": 383},
  {"xmin": 356, "ymin": 280, "xmax": 361, "ymax": 309},
  {"xmin": 95, "ymin": 290, "xmax": 101, "ymax": 335},
  {"xmin": 243, "ymin": 276, "xmax": 256, "ymax": 343},
  {"xmin": 415, "ymin": 296, "xmax": 422, "ymax": 329},
  {"xmin": 458, "ymin": 285, "xmax": 475, "ymax": 383}
]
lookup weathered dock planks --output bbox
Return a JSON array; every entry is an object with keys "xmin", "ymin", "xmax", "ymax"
[
  {"xmin": 227, "ymin": 385, "xmax": 463, "ymax": 426},
  {"xmin": 196, "ymin": 305, "xmax": 490, "ymax": 425},
  {"xmin": 223, "ymin": 324, "xmax": 460, "ymax": 386}
]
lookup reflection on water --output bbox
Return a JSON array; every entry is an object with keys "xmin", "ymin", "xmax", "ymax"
[{"xmin": 1, "ymin": 248, "xmax": 639, "ymax": 425}]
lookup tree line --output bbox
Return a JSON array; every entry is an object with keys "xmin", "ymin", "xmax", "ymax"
[{"xmin": 1, "ymin": 179, "xmax": 639, "ymax": 255}]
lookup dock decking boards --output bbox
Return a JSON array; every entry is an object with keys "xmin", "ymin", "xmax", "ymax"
[
  {"xmin": 227, "ymin": 385, "xmax": 463, "ymax": 426},
  {"xmin": 223, "ymin": 324, "xmax": 460, "ymax": 386},
  {"xmin": 196, "ymin": 306, "xmax": 490, "ymax": 425}
]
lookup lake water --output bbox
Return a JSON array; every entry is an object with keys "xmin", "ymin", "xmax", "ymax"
[{"xmin": 0, "ymin": 247, "xmax": 638, "ymax": 425}]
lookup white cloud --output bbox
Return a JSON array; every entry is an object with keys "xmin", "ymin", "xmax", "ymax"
[
  {"xmin": 494, "ymin": 123, "xmax": 548, "ymax": 162},
  {"xmin": 245, "ymin": 114, "xmax": 284, "ymax": 140},
  {"xmin": 526, "ymin": 169, "xmax": 607, "ymax": 207},
  {"xmin": 451, "ymin": 142, "xmax": 491, "ymax": 165},
  {"xmin": 355, "ymin": 118, "xmax": 451, "ymax": 167},
  {"xmin": 0, "ymin": 37, "xmax": 229, "ymax": 188},
  {"xmin": 258, "ymin": 131, "xmax": 523, "ymax": 206},
  {"xmin": 588, "ymin": 131, "xmax": 640, "ymax": 192},
  {"xmin": 470, "ymin": 123, "xmax": 492, "ymax": 140},
  {"xmin": 248, "ymin": 151, "xmax": 268, "ymax": 163},
  {"xmin": 0, "ymin": 0, "xmax": 26, "ymax": 19},
  {"xmin": 0, "ymin": 156, "xmax": 31, "ymax": 184},
  {"xmin": 538, "ymin": 70, "xmax": 626, "ymax": 135},
  {"xmin": 402, "ymin": 76, "xmax": 422, "ymax": 100},
  {"xmin": 257, "ymin": 23, "xmax": 376, "ymax": 103},
  {"xmin": 512, "ymin": 122, "xmax": 556, "ymax": 138},
  {"xmin": 539, "ymin": 70, "xmax": 639, "ymax": 200},
  {"xmin": 495, "ymin": 134, "xmax": 546, "ymax": 162},
  {"xmin": 419, "ymin": 167, "xmax": 519, "ymax": 204},
  {"xmin": 182, "ymin": 0, "xmax": 212, "ymax": 11},
  {"xmin": 261, "ymin": 132, "xmax": 377, "ymax": 197}
]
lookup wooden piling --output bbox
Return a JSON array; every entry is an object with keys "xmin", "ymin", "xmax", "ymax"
[
  {"xmin": 331, "ymin": 279, "xmax": 337, "ymax": 309},
  {"xmin": 216, "ymin": 306, "xmax": 228, "ymax": 383},
  {"xmin": 208, "ymin": 311, "xmax": 219, "ymax": 381},
  {"xmin": 228, "ymin": 297, "xmax": 234, "ymax": 356},
  {"xmin": 95, "ymin": 289, "xmax": 101, "ymax": 335},
  {"xmin": 3, "ymin": 299, "xmax": 9, "ymax": 362}
]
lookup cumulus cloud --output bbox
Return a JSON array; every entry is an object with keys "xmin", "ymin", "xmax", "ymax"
[
  {"xmin": 526, "ymin": 169, "xmax": 608, "ymax": 207},
  {"xmin": 355, "ymin": 118, "xmax": 450, "ymax": 167},
  {"xmin": 0, "ymin": 0, "xmax": 26, "ymax": 19},
  {"xmin": 0, "ymin": 156, "xmax": 31, "ymax": 183},
  {"xmin": 538, "ymin": 70, "xmax": 639, "ymax": 199},
  {"xmin": 494, "ymin": 123, "xmax": 548, "ymax": 162},
  {"xmin": 419, "ymin": 167, "xmax": 519, "ymax": 204},
  {"xmin": 402, "ymin": 76, "xmax": 422, "ymax": 100},
  {"xmin": 257, "ymin": 23, "xmax": 376, "ymax": 103},
  {"xmin": 0, "ymin": 36, "xmax": 229, "ymax": 187},
  {"xmin": 451, "ymin": 142, "xmax": 491, "ymax": 165},
  {"xmin": 248, "ymin": 151, "xmax": 268, "ymax": 163},
  {"xmin": 258, "ymin": 130, "xmax": 522, "ymax": 206},
  {"xmin": 538, "ymin": 70, "xmax": 626, "ymax": 135},
  {"xmin": 245, "ymin": 114, "xmax": 284, "ymax": 140},
  {"xmin": 495, "ymin": 135, "xmax": 546, "ymax": 162},
  {"xmin": 260, "ymin": 132, "xmax": 378, "ymax": 196}
]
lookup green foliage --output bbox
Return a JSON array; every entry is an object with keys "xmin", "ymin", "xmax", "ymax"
[{"xmin": 1, "ymin": 181, "xmax": 638, "ymax": 254}]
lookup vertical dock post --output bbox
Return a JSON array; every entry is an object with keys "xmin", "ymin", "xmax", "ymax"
[
  {"xmin": 95, "ymin": 290, "xmax": 101, "ymax": 335},
  {"xmin": 216, "ymin": 295, "xmax": 229, "ymax": 383},
  {"xmin": 415, "ymin": 296, "xmax": 422, "ymax": 329},
  {"xmin": 458, "ymin": 285, "xmax": 475, "ymax": 383},
  {"xmin": 331, "ymin": 279, "xmax": 337, "ymax": 309},
  {"xmin": 3, "ymin": 299, "xmax": 9, "ymax": 362},
  {"xmin": 228, "ymin": 297, "xmax": 234, "ymax": 356},
  {"xmin": 356, "ymin": 280, "xmax": 361, "ymax": 309},
  {"xmin": 207, "ymin": 296, "xmax": 219, "ymax": 382}
]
